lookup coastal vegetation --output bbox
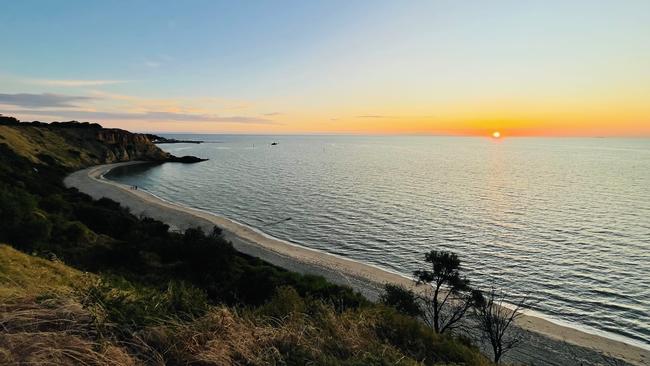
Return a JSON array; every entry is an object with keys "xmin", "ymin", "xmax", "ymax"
[
  {"xmin": 408, "ymin": 250, "xmax": 529, "ymax": 364},
  {"xmin": 0, "ymin": 117, "xmax": 493, "ymax": 364},
  {"xmin": 414, "ymin": 250, "xmax": 476, "ymax": 334},
  {"xmin": 473, "ymin": 289, "xmax": 528, "ymax": 364}
]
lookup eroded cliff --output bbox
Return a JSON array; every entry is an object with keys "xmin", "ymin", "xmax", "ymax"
[{"xmin": 0, "ymin": 117, "xmax": 206, "ymax": 169}]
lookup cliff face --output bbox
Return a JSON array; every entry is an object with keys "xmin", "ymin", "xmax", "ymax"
[
  {"xmin": 94, "ymin": 129, "xmax": 170, "ymax": 163},
  {"xmin": 0, "ymin": 120, "xmax": 205, "ymax": 169}
]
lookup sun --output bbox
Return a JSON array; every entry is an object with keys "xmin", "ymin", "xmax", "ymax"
[{"xmin": 492, "ymin": 131, "xmax": 501, "ymax": 139}]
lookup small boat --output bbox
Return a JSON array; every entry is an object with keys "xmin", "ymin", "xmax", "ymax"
[{"xmin": 271, "ymin": 142, "xmax": 278, "ymax": 146}]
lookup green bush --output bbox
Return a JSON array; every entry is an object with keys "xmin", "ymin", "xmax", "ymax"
[
  {"xmin": 63, "ymin": 221, "xmax": 91, "ymax": 244},
  {"xmin": 0, "ymin": 185, "xmax": 37, "ymax": 236},
  {"xmin": 380, "ymin": 283, "xmax": 422, "ymax": 317},
  {"xmin": 19, "ymin": 213, "xmax": 52, "ymax": 248},
  {"xmin": 0, "ymin": 185, "xmax": 53, "ymax": 249},
  {"xmin": 376, "ymin": 308, "xmax": 488, "ymax": 365},
  {"xmin": 258, "ymin": 286, "xmax": 306, "ymax": 319},
  {"xmin": 39, "ymin": 193, "xmax": 70, "ymax": 214}
]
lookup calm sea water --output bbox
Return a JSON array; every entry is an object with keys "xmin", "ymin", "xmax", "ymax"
[{"xmin": 108, "ymin": 135, "xmax": 650, "ymax": 346}]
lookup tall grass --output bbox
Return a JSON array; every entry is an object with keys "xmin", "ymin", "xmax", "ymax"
[
  {"xmin": 1, "ymin": 275, "xmax": 491, "ymax": 365},
  {"xmin": 0, "ymin": 296, "xmax": 135, "ymax": 365}
]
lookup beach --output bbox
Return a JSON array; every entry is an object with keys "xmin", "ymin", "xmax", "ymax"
[{"xmin": 64, "ymin": 161, "xmax": 650, "ymax": 366}]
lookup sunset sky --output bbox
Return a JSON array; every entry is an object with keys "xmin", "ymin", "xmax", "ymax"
[{"xmin": 1, "ymin": 0, "xmax": 649, "ymax": 136}]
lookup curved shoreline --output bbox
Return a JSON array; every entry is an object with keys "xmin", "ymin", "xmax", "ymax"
[{"xmin": 65, "ymin": 161, "xmax": 650, "ymax": 366}]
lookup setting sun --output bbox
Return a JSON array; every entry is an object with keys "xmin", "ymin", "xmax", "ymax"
[{"xmin": 492, "ymin": 131, "xmax": 501, "ymax": 139}]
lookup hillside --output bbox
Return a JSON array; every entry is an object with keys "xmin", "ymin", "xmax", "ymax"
[
  {"xmin": 0, "ymin": 115, "xmax": 491, "ymax": 365},
  {"xmin": 0, "ymin": 116, "xmax": 205, "ymax": 169},
  {"xmin": 0, "ymin": 244, "xmax": 85, "ymax": 298},
  {"xmin": 0, "ymin": 244, "xmax": 492, "ymax": 365}
]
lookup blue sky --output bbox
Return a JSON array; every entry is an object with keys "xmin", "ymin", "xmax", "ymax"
[
  {"xmin": 1, "ymin": 1, "xmax": 365, "ymax": 96},
  {"xmin": 1, "ymin": 1, "xmax": 649, "ymax": 135}
]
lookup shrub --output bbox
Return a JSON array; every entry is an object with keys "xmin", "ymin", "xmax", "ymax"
[
  {"xmin": 63, "ymin": 221, "xmax": 92, "ymax": 244},
  {"xmin": 258, "ymin": 286, "xmax": 306, "ymax": 319},
  {"xmin": 0, "ymin": 185, "xmax": 38, "ymax": 242},
  {"xmin": 39, "ymin": 194, "xmax": 71, "ymax": 214},
  {"xmin": 18, "ymin": 213, "xmax": 52, "ymax": 249},
  {"xmin": 375, "ymin": 308, "xmax": 489, "ymax": 365},
  {"xmin": 73, "ymin": 204, "xmax": 135, "ymax": 239},
  {"xmin": 380, "ymin": 283, "xmax": 422, "ymax": 317}
]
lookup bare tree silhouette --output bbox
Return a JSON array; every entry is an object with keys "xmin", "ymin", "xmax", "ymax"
[{"xmin": 473, "ymin": 288, "xmax": 527, "ymax": 364}]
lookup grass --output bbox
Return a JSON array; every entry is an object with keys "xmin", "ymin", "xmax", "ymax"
[
  {"xmin": 0, "ymin": 246, "xmax": 491, "ymax": 365},
  {"xmin": 0, "ymin": 123, "xmax": 167, "ymax": 170},
  {"xmin": 0, "ymin": 244, "xmax": 85, "ymax": 299},
  {"xmin": 0, "ymin": 125, "xmax": 91, "ymax": 168},
  {"xmin": 0, "ymin": 244, "xmax": 134, "ymax": 365},
  {"xmin": 0, "ymin": 295, "xmax": 136, "ymax": 365}
]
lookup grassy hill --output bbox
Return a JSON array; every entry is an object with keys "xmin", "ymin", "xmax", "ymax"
[
  {"xmin": 0, "ymin": 117, "xmax": 492, "ymax": 365},
  {"xmin": 0, "ymin": 122, "xmax": 169, "ymax": 169},
  {"xmin": 0, "ymin": 244, "xmax": 84, "ymax": 298}
]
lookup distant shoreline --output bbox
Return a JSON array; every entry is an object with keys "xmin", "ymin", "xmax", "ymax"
[{"xmin": 64, "ymin": 161, "xmax": 650, "ymax": 366}]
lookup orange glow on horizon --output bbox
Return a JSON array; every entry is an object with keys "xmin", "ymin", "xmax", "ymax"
[
  {"xmin": 15, "ymin": 98, "xmax": 650, "ymax": 137},
  {"xmin": 90, "ymin": 120, "xmax": 650, "ymax": 137},
  {"xmin": 62, "ymin": 115, "xmax": 650, "ymax": 137}
]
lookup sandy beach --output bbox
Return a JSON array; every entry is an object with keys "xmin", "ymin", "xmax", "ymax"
[{"xmin": 64, "ymin": 161, "xmax": 650, "ymax": 366}]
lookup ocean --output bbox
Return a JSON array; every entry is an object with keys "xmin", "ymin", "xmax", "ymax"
[{"xmin": 107, "ymin": 135, "xmax": 650, "ymax": 346}]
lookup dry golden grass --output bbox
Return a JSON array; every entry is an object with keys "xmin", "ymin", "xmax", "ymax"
[
  {"xmin": 135, "ymin": 302, "xmax": 421, "ymax": 366},
  {"xmin": 0, "ymin": 244, "xmax": 86, "ymax": 299},
  {"xmin": 0, "ymin": 296, "xmax": 135, "ymax": 366},
  {"xmin": 0, "ymin": 247, "xmax": 488, "ymax": 365},
  {"xmin": 139, "ymin": 307, "xmax": 286, "ymax": 365},
  {"xmin": 0, "ymin": 333, "xmax": 135, "ymax": 366},
  {"xmin": 0, "ymin": 245, "xmax": 133, "ymax": 365}
]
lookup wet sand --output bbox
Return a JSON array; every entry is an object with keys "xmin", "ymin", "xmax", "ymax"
[{"xmin": 64, "ymin": 161, "xmax": 650, "ymax": 366}]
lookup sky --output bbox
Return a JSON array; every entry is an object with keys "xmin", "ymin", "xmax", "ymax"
[{"xmin": 1, "ymin": 0, "xmax": 649, "ymax": 136}]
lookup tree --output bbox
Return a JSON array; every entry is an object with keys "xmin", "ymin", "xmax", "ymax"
[
  {"xmin": 380, "ymin": 283, "xmax": 422, "ymax": 317},
  {"xmin": 413, "ymin": 250, "xmax": 474, "ymax": 334},
  {"xmin": 472, "ymin": 288, "xmax": 527, "ymax": 364}
]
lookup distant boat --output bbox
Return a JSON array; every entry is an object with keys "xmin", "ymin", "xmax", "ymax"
[{"xmin": 271, "ymin": 142, "xmax": 279, "ymax": 146}]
